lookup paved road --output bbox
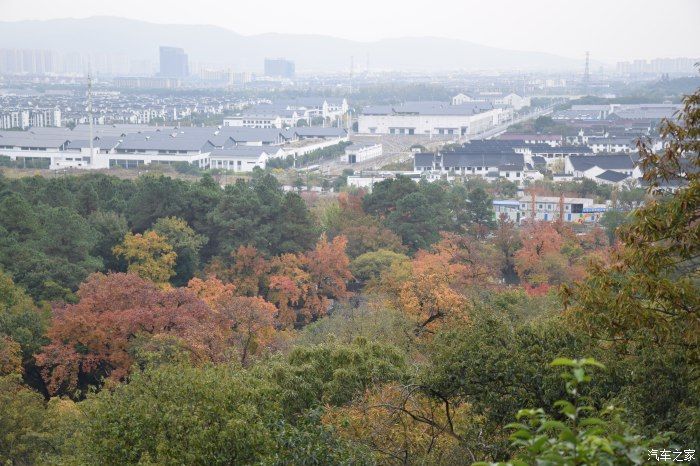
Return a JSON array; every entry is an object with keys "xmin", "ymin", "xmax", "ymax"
[{"xmin": 469, "ymin": 106, "xmax": 554, "ymax": 141}]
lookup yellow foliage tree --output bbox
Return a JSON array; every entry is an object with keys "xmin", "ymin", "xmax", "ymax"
[
  {"xmin": 113, "ymin": 231, "xmax": 177, "ymax": 286},
  {"xmin": 323, "ymin": 383, "xmax": 481, "ymax": 464},
  {"xmin": 0, "ymin": 336, "xmax": 22, "ymax": 376}
]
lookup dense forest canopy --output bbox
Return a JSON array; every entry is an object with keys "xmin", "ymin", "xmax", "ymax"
[{"xmin": 0, "ymin": 89, "xmax": 698, "ymax": 465}]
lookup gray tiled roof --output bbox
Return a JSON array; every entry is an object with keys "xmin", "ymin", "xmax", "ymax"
[
  {"xmin": 569, "ymin": 155, "xmax": 636, "ymax": 171},
  {"xmin": 596, "ymin": 170, "xmax": 629, "ymax": 183}
]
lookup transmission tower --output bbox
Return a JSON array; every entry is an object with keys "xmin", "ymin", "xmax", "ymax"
[
  {"xmin": 87, "ymin": 66, "xmax": 94, "ymax": 160},
  {"xmin": 583, "ymin": 51, "xmax": 590, "ymax": 95}
]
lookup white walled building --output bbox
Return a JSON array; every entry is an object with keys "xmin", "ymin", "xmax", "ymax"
[
  {"xmin": 565, "ymin": 155, "xmax": 641, "ymax": 182},
  {"xmin": 451, "ymin": 93, "xmax": 474, "ymax": 105},
  {"xmin": 0, "ymin": 125, "xmax": 343, "ymax": 171},
  {"xmin": 359, "ymin": 101, "xmax": 501, "ymax": 136},
  {"xmin": 224, "ymin": 113, "xmax": 284, "ymax": 129},
  {"xmin": 587, "ymin": 137, "xmax": 636, "ymax": 153},
  {"xmin": 451, "ymin": 93, "xmax": 531, "ymax": 110},
  {"xmin": 414, "ymin": 151, "xmax": 527, "ymax": 182},
  {"xmin": 341, "ymin": 142, "xmax": 383, "ymax": 164},
  {"xmin": 492, "ymin": 93, "xmax": 531, "ymax": 111},
  {"xmin": 209, "ymin": 147, "xmax": 269, "ymax": 171},
  {"xmin": 494, "ymin": 196, "xmax": 606, "ymax": 223}
]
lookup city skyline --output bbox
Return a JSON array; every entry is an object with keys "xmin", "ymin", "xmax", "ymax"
[{"xmin": 2, "ymin": 0, "xmax": 699, "ymax": 62}]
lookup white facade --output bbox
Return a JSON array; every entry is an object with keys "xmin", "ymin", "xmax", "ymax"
[
  {"xmin": 358, "ymin": 109, "xmax": 500, "ymax": 136},
  {"xmin": 0, "ymin": 108, "xmax": 60, "ymax": 129},
  {"xmin": 223, "ymin": 115, "xmax": 283, "ymax": 129},
  {"xmin": 452, "ymin": 93, "xmax": 530, "ymax": 110},
  {"xmin": 495, "ymin": 196, "xmax": 607, "ymax": 223},
  {"xmin": 451, "ymin": 94, "xmax": 474, "ymax": 105},
  {"xmin": 564, "ymin": 156, "xmax": 642, "ymax": 180},
  {"xmin": 588, "ymin": 140, "xmax": 634, "ymax": 153},
  {"xmin": 493, "ymin": 93, "xmax": 531, "ymax": 111},
  {"xmin": 341, "ymin": 143, "xmax": 383, "ymax": 163},
  {"xmin": 210, "ymin": 149, "xmax": 268, "ymax": 172}
]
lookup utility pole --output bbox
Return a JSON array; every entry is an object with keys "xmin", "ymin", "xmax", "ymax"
[
  {"xmin": 583, "ymin": 51, "xmax": 590, "ymax": 95},
  {"xmin": 559, "ymin": 192, "xmax": 564, "ymax": 223},
  {"xmin": 87, "ymin": 65, "xmax": 94, "ymax": 163}
]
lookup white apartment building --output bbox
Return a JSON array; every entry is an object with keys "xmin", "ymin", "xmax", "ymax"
[
  {"xmin": 0, "ymin": 108, "xmax": 60, "ymax": 129},
  {"xmin": 0, "ymin": 110, "xmax": 30, "ymax": 129}
]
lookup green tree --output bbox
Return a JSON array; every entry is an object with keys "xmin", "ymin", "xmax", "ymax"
[
  {"xmin": 350, "ymin": 249, "xmax": 410, "ymax": 283},
  {"xmin": 474, "ymin": 359, "xmax": 667, "ymax": 466},
  {"xmin": 263, "ymin": 338, "xmax": 408, "ymax": 414},
  {"xmin": 209, "ymin": 175, "xmax": 317, "ymax": 257},
  {"xmin": 151, "ymin": 217, "xmax": 207, "ymax": 286},
  {"xmin": 0, "ymin": 375, "xmax": 51, "ymax": 465},
  {"xmin": 128, "ymin": 175, "xmax": 189, "ymax": 231},
  {"xmin": 598, "ymin": 209, "xmax": 629, "ymax": 245},
  {"xmin": 421, "ymin": 314, "xmax": 604, "ymax": 461},
  {"xmin": 362, "ymin": 175, "xmax": 419, "ymax": 218},
  {"xmin": 0, "ymin": 271, "xmax": 48, "ymax": 364},
  {"xmin": 88, "ymin": 210, "xmax": 130, "ymax": 271},
  {"xmin": 465, "ymin": 187, "xmax": 496, "ymax": 237},
  {"xmin": 563, "ymin": 87, "xmax": 700, "ymax": 443},
  {"xmin": 387, "ymin": 192, "xmax": 441, "ymax": 251},
  {"xmin": 57, "ymin": 363, "xmax": 373, "ymax": 465}
]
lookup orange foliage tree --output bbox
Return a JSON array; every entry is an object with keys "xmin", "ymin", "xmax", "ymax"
[
  {"xmin": 385, "ymin": 233, "xmax": 500, "ymax": 334},
  {"xmin": 515, "ymin": 221, "xmax": 566, "ymax": 291},
  {"xmin": 324, "ymin": 191, "xmax": 405, "ymax": 258},
  {"xmin": 268, "ymin": 235, "xmax": 353, "ymax": 327},
  {"xmin": 205, "ymin": 236, "xmax": 353, "ymax": 329},
  {"xmin": 514, "ymin": 221, "xmax": 594, "ymax": 292},
  {"xmin": 207, "ymin": 245, "xmax": 271, "ymax": 296},
  {"xmin": 268, "ymin": 253, "xmax": 313, "ymax": 328},
  {"xmin": 36, "ymin": 273, "xmax": 230, "ymax": 396},
  {"xmin": 187, "ymin": 277, "xmax": 277, "ymax": 365}
]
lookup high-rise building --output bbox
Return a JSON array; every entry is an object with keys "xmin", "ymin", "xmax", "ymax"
[
  {"xmin": 159, "ymin": 46, "xmax": 189, "ymax": 78},
  {"xmin": 264, "ymin": 58, "xmax": 295, "ymax": 78}
]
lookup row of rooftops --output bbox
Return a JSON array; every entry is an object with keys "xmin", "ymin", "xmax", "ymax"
[
  {"xmin": 232, "ymin": 98, "xmax": 349, "ymax": 119},
  {"xmin": 444, "ymin": 139, "xmax": 593, "ymax": 155},
  {"xmin": 567, "ymin": 154, "xmax": 639, "ymax": 171},
  {"xmin": 0, "ymin": 125, "xmax": 347, "ymax": 152},
  {"xmin": 415, "ymin": 141, "xmax": 641, "ymax": 179},
  {"xmin": 553, "ymin": 103, "xmax": 682, "ymax": 122},
  {"xmin": 415, "ymin": 151, "xmax": 526, "ymax": 170}
]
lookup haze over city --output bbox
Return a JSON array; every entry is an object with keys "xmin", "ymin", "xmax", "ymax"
[
  {"xmin": 2, "ymin": 0, "xmax": 699, "ymax": 61},
  {"xmin": 0, "ymin": 1, "xmax": 698, "ymax": 464}
]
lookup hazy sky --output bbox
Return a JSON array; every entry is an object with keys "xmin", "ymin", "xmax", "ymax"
[{"xmin": 2, "ymin": 0, "xmax": 699, "ymax": 61}]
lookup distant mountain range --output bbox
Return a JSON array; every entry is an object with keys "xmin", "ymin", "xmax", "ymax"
[{"xmin": 0, "ymin": 16, "xmax": 582, "ymax": 72}]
